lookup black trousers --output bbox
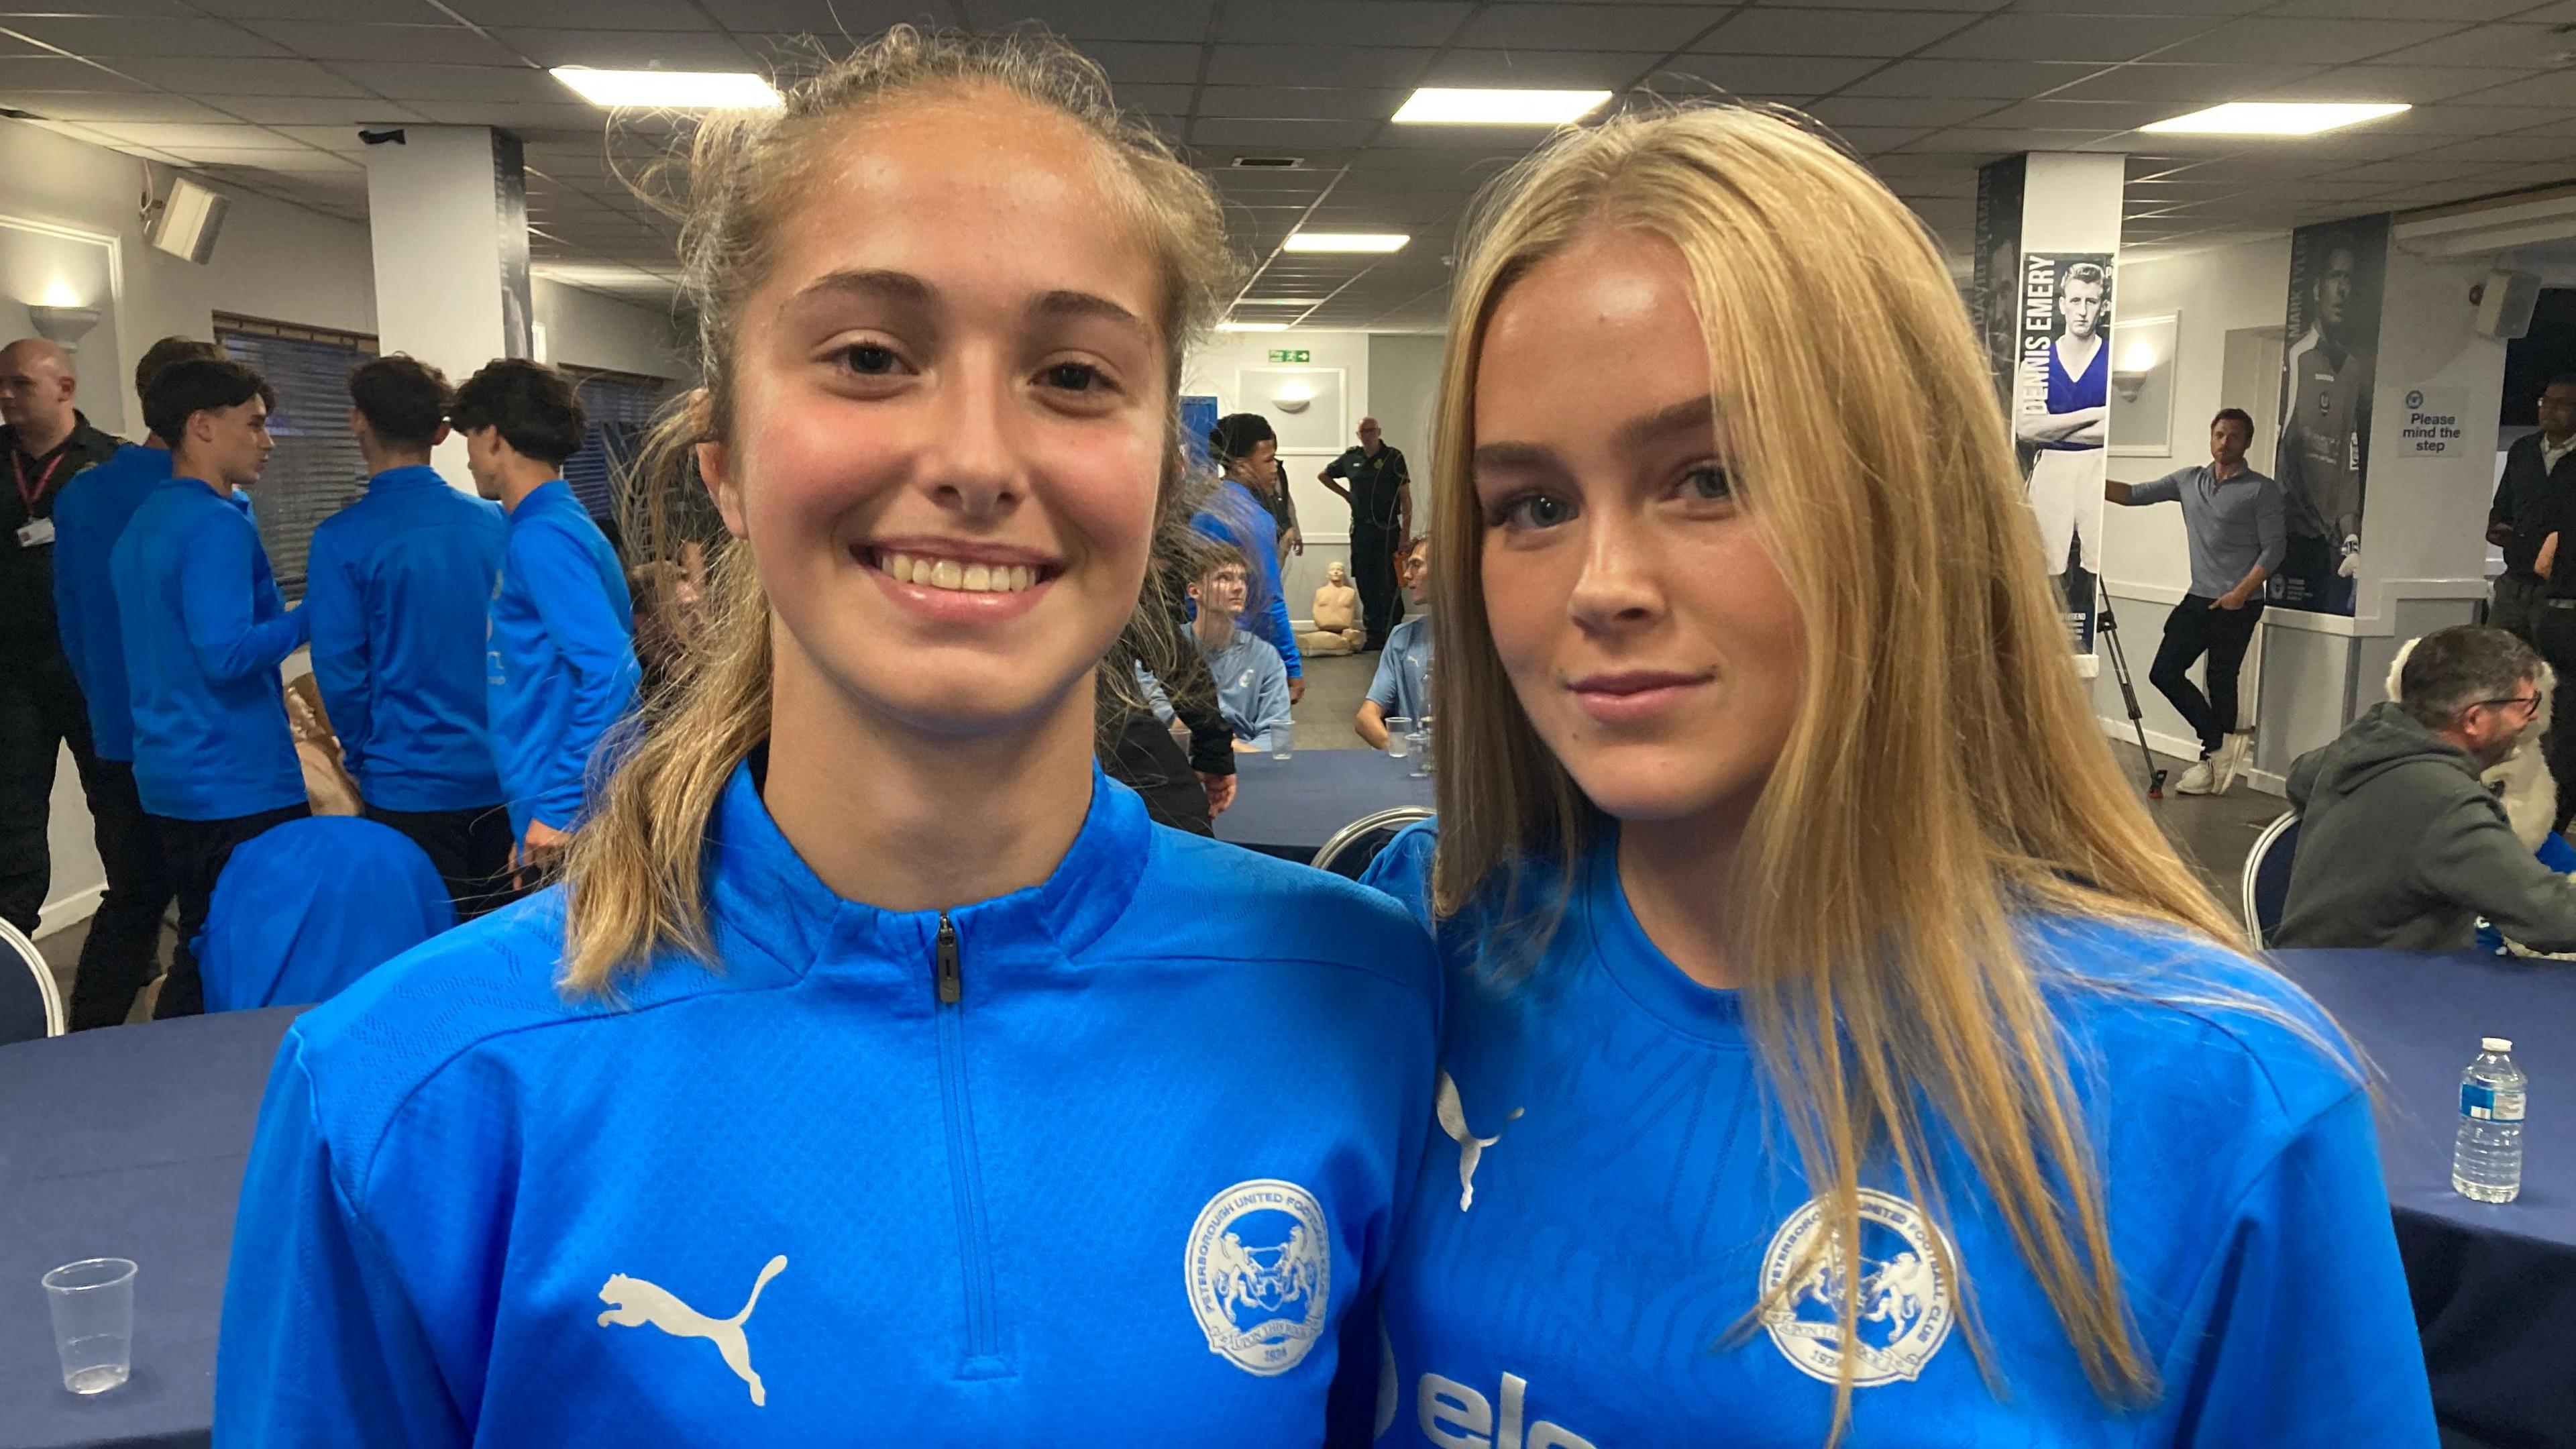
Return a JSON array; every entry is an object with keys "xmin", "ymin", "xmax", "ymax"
[
  {"xmin": 1352, "ymin": 523, "xmax": 1403, "ymax": 650},
  {"xmin": 1099, "ymin": 711, "xmax": 1212, "ymax": 837},
  {"xmin": 0, "ymin": 649, "xmax": 92, "ymax": 936},
  {"xmin": 154, "ymin": 801, "xmax": 309, "ymax": 1020},
  {"xmin": 65, "ymin": 759, "xmax": 176, "ymax": 1030},
  {"xmin": 366, "ymin": 802, "xmax": 516, "ymax": 920},
  {"xmin": 2149, "ymin": 595, "xmax": 2263, "ymax": 756},
  {"xmin": 2532, "ymin": 607, "xmax": 2576, "ymax": 833}
]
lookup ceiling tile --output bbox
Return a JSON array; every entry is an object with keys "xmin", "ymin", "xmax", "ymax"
[
  {"xmin": 1654, "ymin": 52, "xmax": 1883, "ymax": 95},
  {"xmin": 1196, "ymin": 86, "xmax": 1405, "ymax": 121},
  {"xmin": 1214, "ymin": 1, "xmax": 1467, "ymax": 48},
  {"xmin": 1923, "ymin": 13, "xmax": 2219, "ymax": 62},
  {"xmin": 1208, "ymin": 44, "xmax": 1432, "ymax": 88},
  {"xmin": 1802, "ymin": 94, "xmax": 2000, "ymax": 127},
  {"xmin": 962, "ymin": 0, "xmax": 1211, "ymax": 42},
  {"xmin": 2455, "ymin": 70, "xmax": 2576, "ymax": 107},
  {"xmin": 486, "ymin": 28, "xmax": 756, "ymax": 68},
  {"xmin": 1454, "ymin": 4, "xmax": 1723, "ymax": 54},
  {"xmin": 0, "ymin": 55, "xmax": 144, "ymax": 89},
  {"xmin": 180, "ymin": 146, "xmax": 360, "ymax": 168},
  {"xmin": 184, "ymin": 0, "xmax": 467, "ymax": 18},
  {"xmin": 234, "ymin": 21, "xmax": 523, "ymax": 66},
  {"xmin": 2040, "ymin": 61, "xmax": 2326, "ymax": 104},
  {"xmin": 2257, "ymin": 64, "xmax": 2527, "ymax": 105},
  {"xmin": 2361, "ymin": 23, "xmax": 2569, "ymax": 71},
  {"xmin": 405, "ymin": 99, "xmax": 606, "ymax": 129},
  {"xmin": 0, "ymin": 14, "xmax": 290, "ymax": 56},
  {"xmin": 443, "ymin": 0, "xmax": 714, "ymax": 30},
  {"xmin": 0, "ymin": 91, "xmax": 236, "ymax": 121},
  {"xmin": 1968, "ymin": 97, "xmax": 2175, "ymax": 129},
  {"xmin": 1067, "ymin": 40, "xmax": 1203, "ymax": 85},
  {"xmin": 109, "ymin": 56, "xmax": 369, "ymax": 94},
  {"xmin": 2179, "ymin": 17, "xmax": 2461, "ymax": 66},
  {"xmin": 324, "ymin": 62, "xmax": 565, "ymax": 101},
  {"xmin": 1189, "ymin": 116, "xmax": 1378, "ymax": 148},
  {"xmin": 88, "ymin": 119, "xmax": 302, "ymax": 148},
  {"xmin": 1696, "ymin": 8, "xmax": 1980, "ymax": 58},
  {"xmin": 1839, "ymin": 58, "xmax": 2101, "ymax": 99},
  {"xmin": 191, "ymin": 93, "xmax": 427, "ymax": 123}
]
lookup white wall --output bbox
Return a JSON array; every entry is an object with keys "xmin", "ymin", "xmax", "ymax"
[{"xmin": 535, "ymin": 278, "xmax": 688, "ymax": 380}]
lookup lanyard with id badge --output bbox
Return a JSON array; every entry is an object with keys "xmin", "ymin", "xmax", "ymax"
[{"xmin": 14, "ymin": 449, "xmax": 65, "ymax": 549}]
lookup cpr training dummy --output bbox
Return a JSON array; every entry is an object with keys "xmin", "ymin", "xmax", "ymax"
[{"xmin": 1301, "ymin": 559, "xmax": 1362, "ymax": 655}]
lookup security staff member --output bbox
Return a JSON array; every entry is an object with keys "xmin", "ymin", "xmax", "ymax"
[
  {"xmin": 2489, "ymin": 374, "xmax": 2576, "ymax": 641},
  {"xmin": 0, "ymin": 336, "xmax": 123, "ymax": 945},
  {"xmin": 1318, "ymin": 416, "xmax": 1411, "ymax": 651}
]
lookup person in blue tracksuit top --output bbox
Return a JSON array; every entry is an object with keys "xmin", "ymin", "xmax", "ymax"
[
  {"xmin": 1336, "ymin": 105, "xmax": 2433, "ymax": 1448},
  {"xmin": 217, "ymin": 28, "xmax": 1440, "ymax": 1445},
  {"xmin": 305, "ymin": 354, "xmax": 514, "ymax": 915},
  {"xmin": 46, "ymin": 335, "xmax": 220, "ymax": 1028},
  {"xmin": 1355, "ymin": 535, "xmax": 1430, "ymax": 751},
  {"xmin": 1196, "ymin": 411, "xmax": 1305, "ymax": 704},
  {"xmin": 112, "ymin": 355, "xmax": 309, "ymax": 1020},
  {"xmin": 453, "ymin": 357, "xmax": 638, "ymax": 877}
]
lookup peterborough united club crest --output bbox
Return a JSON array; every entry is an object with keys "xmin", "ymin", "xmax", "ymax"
[
  {"xmin": 1185, "ymin": 1179, "xmax": 1330, "ymax": 1377},
  {"xmin": 1758, "ymin": 1188, "xmax": 1956, "ymax": 1387}
]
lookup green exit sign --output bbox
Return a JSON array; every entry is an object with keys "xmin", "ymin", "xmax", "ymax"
[{"xmin": 1267, "ymin": 348, "xmax": 1310, "ymax": 363}]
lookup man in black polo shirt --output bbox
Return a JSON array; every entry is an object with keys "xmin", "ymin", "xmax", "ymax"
[
  {"xmin": 1318, "ymin": 415, "xmax": 1411, "ymax": 651},
  {"xmin": 2489, "ymin": 374, "xmax": 2576, "ymax": 642},
  {"xmin": 0, "ymin": 336, "xmax": 125, "ymax": 943}
]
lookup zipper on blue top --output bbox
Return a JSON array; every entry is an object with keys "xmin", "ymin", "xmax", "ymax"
[{"xmin": 933, "ymin": 910, "xmax": 1009, "ymax": 1377}]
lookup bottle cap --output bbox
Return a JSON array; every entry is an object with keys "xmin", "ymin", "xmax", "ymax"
[{"xmin": 2483, "ymin": 1036, "xmax": 2513, "ymax": 1053}]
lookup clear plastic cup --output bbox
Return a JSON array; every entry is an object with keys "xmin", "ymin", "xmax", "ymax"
[
  {"xmin": 1385, "ymin": 717, "xmax": 1414, "ymax": 759},
  {"xmin": 1271, "ymin": 734, "xmax": 1293, "ymax": 761},
  {"xmin": 44, "ymin": 1258, "xmax": 136, "ymax": 1395}
]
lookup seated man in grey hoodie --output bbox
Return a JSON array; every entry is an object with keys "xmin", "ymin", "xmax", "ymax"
[{"xmin": 2279, "ymin": 624, "xmax": 2576, "ymax": 951}]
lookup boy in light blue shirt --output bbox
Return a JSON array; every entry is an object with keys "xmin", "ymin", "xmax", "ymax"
[
  {"xmin": 1358, "ymin": 534, "xmax": 1431, "ymax": 749},
  {"xmin": 1148, "ymin": 543, "xmax": 1293, "ymax": 753}
]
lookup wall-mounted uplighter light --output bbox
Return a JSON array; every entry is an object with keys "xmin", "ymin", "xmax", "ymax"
[
  {"xmin": 26, "ymin": 305, "xmax": 100, "ymax": 352},
  {"xmin": 1273, "ymin": 381, "xmax": 1314, "ymax": 414}
]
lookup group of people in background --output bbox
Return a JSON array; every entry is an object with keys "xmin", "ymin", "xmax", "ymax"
[{"xmin": 1, "ymin": 334, "xmax": 639, "ymax": 1027}]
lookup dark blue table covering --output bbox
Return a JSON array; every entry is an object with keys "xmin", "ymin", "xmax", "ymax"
[
  {"xmin": 1212, "ymin": 747, "xmax": 1435, "ymax": 863},
  {"xmin": 2268, "ymin": 951, "xmax": 2575, "ymax": 1449},
  {"xmin": 0, "ymin": 1008, "xmax": 301, "ymax": 1449}
]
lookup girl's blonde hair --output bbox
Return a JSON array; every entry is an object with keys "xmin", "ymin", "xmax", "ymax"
[
  {"xmin": 1427, "ymin": 103, "xmax": 2257, "ymax": 1433},
  {"xmin": 559, "ymin": 26, "xmax": 1235, "ymax": 994}
]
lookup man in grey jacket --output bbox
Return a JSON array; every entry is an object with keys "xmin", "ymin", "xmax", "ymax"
[{"xmin": 2279, "ymin": 625, "xmax": 2576, "ymax": 951}]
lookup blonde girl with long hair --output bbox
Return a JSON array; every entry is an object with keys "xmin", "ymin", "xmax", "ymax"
[
  {"xmin": 217, "ymin": 30, "xmax": 1440, "ymax": 1443},
  {"xmin": 1348, "ymin": 105, "xmax": 2433, "ymax": 1446}
]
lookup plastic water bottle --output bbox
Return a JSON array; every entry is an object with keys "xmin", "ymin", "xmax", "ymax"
[{"xmin": 2453, "ymin": 1036, "xmax": 2526, "ymax": 1203}]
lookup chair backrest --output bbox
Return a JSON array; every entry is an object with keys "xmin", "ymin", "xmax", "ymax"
[
  {"xmin": 1311, "ymin": 806, "xmax": 1436, "ymax": 881},
  {"xmin": 2242, "ymin": 810, "xmax": 2302, "ymax": 947},
  {"xmin": 0, "ymin": 917, "xmax": 64, "ymax": 1043}
]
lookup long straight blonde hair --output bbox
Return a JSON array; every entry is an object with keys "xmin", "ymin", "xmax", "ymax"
[
  {"xmin": 1427, "ymin": 104, "xmax": 2259, "ymax": 1432},
  {"xmin": 556, "ymin": 28, "xmax": 1235, "ymax": 995}
]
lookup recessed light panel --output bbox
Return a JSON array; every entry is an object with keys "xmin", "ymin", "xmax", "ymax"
[
  {"xmin": 551, "ymin": 67, "xmax": 782, "ymax": 109},
  {"xmin": 2141, "ymin": 102, "xmax": 2410, "ymax": 136},
  {"xmin": 1392, "ymin": 88, "xmax": 1612, "ymax": 126},
  {"xmin": 1282, "ymin": 233, "xmax": 1410, "ymax": 254}
]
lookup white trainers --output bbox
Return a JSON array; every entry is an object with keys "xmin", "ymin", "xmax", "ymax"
[
  {"xmin": 2214, "ymin": 733, "xmax": 2253, "ymax": 793},
  {"xmin": 2176, "ymin": 757, "xmax": 2219, "ymax": 795}
]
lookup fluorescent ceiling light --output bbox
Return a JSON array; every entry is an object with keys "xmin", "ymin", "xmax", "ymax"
[
  {"xmin": 2141, "ymin": 101, "xmax": 2409, "ymax": 136},
  {"xmin": 1218, "ymin": 321, "xmax": 1291, "ymax": 332},
  {"xmin": 551, "ymin": 67, "xmax": 781, "ymax": 109},
  {"xmin": 1393, "ymin": 87, "xmax": 1611, "ymax": 126},
  {"xmin": 1234, "ymin": 299, "xmax": 1312, "ymax": 307},
  {"xmin": 1283, "ymin": 232, "xmax": 1409, "ymax": 254}
]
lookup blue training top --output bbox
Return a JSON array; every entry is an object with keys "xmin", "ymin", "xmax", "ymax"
[
  {"xmin": 1366, "ymin": 616, "xmax": 1432, "ymax": 727},
  {"xmin": 2041, "ymin": 336, "xmax": 2108, "ymax": 453},
  {"xmin": 217, "ymin": 761, "xmax": 1442, "ymax": 1445},
  {"xmin": 112, "ymin": 477, "xmax": 307, "ymax": 820},
  {"xmin": 305, "ymin": 466, "xmax": 510, "ymax": 813},
  {"xmin": 486, "ymin": 479, "xmax": 639, "ymax": 839},
  {"xmin": 1348, "ymin": 822, "xmax": 2436, "ymax": 1448},
  {"xmin": 49, "ymin": 443, "xmax": 172, "ymax": 761},
  {"xmin": 200, "ymin": 815, "xmax": 454, "ymax": 1013}
]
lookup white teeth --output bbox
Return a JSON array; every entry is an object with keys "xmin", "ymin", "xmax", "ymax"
[{"xmin": 876, "ymin": 550, "xmax": 1042, "ymax": 592}]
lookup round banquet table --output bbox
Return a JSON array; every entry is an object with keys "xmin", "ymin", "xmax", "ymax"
[{"xmin": 1210, "ymin": 747, "xmax": 1436, "ymax": 863}]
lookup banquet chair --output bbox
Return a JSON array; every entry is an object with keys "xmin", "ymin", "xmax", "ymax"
[
  {"xmin": 0, "ymin": 916, "xmax": 65, "ymax": 1043},
  {"xmin": 1312, "ymin": 806, "xmax": 1434, "ymax": 881},
  {"xmin": 2241, "ymin": 810, "xmax": 2302, "ymax": 948}
]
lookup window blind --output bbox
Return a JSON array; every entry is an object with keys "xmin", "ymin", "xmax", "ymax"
[
  {"xmin": 564, "ymin": 368, "xmax": 670, "ymax": 557},
  {"xmin": 215, "ymin": 317, "xmax": 378, "ymax": 602}
]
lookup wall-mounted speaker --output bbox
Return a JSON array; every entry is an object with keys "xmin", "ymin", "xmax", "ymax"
[
  {"xmin": 2477, "ymin": 269, "xmax": 2542, "ymax": 340},
  {"xmin": 148, "ymin": 174, "xmax": 228, "ymax": 264}
]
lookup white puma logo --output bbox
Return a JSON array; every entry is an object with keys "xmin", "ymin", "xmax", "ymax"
[
  {"xmin": 1436, "ymin": 1070, "xmax": 1522, "ymax": 1212},
  {"xmin": 597, "ymin": 1255, "xmax": 788, "ymax": 1406}
]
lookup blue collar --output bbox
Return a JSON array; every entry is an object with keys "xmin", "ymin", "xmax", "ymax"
[
  {"xmin": 700, "ymin": 754, "xmax": 1152, "ymax": 988},
  {"xmin": 508, "ymin": 477, "xmax": 576, "ymax": 521},
  {"xmin": 367, "ymin": 464, "xmax": 448, "ymax": 494},
  {"xmin": 1578, "ymin": 830, "xmax": 1746, "ymax": 1043},
  {"xmin": 162, "ymin": 475, "xmax": 224, "ymax": 500}
]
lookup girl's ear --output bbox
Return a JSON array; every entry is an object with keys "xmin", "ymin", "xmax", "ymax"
[{"xmin": 698, "ymin": 439, "xmax": 749, "ymax": 541}]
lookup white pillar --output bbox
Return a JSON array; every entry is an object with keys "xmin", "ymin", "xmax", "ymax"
[
  {"xmin": 362, "ymin": 125, "xmax": 532, "ymax": 491},
  {"xmin": 1976, "ymin": 151, "xmax": 2127, "ymax": 671}
]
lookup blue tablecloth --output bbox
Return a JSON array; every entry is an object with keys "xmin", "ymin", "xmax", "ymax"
[
  {"xmin": 0, "ymin": 1008, "xmax": 300, "ymax": 1449},
  {"xmin": 2269, "ymin": 951, "xmax": 2575, "ymax": 1449},
  {"xmin": 1212, "ymin": 748, "xmax": 1435, "ymax": 863}
]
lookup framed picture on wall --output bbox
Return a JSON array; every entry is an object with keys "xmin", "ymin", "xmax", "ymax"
[
  {"xmin": 2108, "ymin": 312, "xmax": 2179, "ymax": 457},
  {"xmin": 1238, "ymin": 366, "xmax": 1347, "ymax": 453}
]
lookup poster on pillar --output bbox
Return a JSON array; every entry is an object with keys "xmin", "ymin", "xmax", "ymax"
[
  {"xmin": 2269, "ymin": 213, "xmax": 2388, "ymax": 615},
  {"xmin": 2015, "ymin": 251, "xmax": 2114, "ymax": 653}
]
